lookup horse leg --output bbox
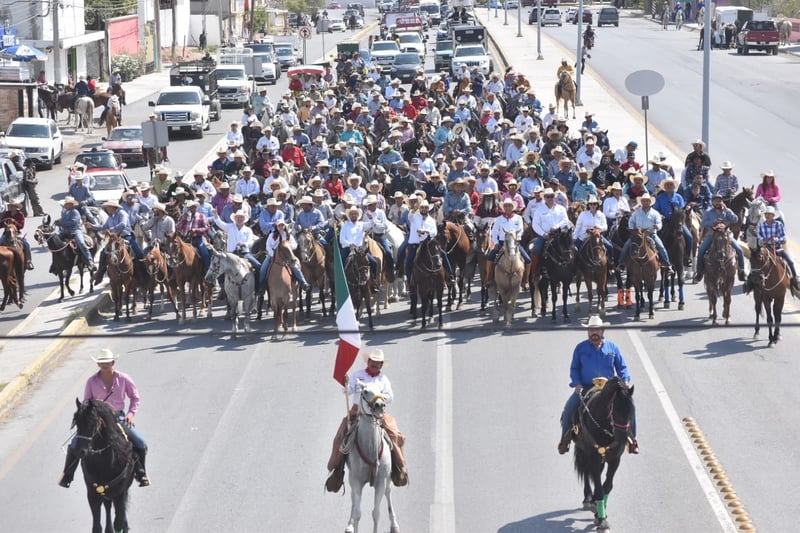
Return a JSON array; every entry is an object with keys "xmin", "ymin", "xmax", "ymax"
[
  {"xmin": 562, "ymin": 281, "xmax": 570, "ymax": 321},
  {"xmin": 385, "ymin": 480, "xmax": 400, "ymax": 533},
  {"xmin": 87, "ymin": 492, "xmax": 103, "ymax": 533},
  {"xmin": 345, "ymin": 478, "xmax": 364, "ymax": 533},
  {"xmin": 112, "ymin": 495, "xmax": 129, "ymax": 533},
  {"xmin": 772, "ymin": 298, "xmax": 783, "ymax": 346},
  {"xmin": 723, "ymin": 288, "xmax": 732, "ymax": 325},
  {"xmin": 648, "ymin": 283, "xmax": 655, "ymax": 318},
  {"xmin": 371, "ymin": 476, "xmax": 386, "ymax": 533},
  {"xmin": 574, "ymin": 274, "xmax": 582, "ymax": 313},
  {"xmin": 753, "ymin": 294, "xmax": 762, "ymax": 339},
  {"xmin": 634, "ymin": 284, "xmax": 642, "ymax": 320}
]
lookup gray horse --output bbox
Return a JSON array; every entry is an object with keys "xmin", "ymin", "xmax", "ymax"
[
  {"xmin": 75, "ymin": 96, "xmax": 94, "ymax": 133},
  {"xmin": 342, "ymin": 381, "xmax": 400, "ymax": 533},
  {"xmin": 205, "ymin": 249, "xmax": 255, "ymax": 337}
]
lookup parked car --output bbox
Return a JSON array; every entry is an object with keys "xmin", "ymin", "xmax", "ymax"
[
  {"xmin": 84, "ymin": 169, "xmax": 132, "ymax": 205},
  {"xmin": 274, "ymin": 44, "xmax": 297, "ymax": 70},
  {"xmin": 328, "ymin": 18, "xmax": 346, "ymax": 32},
  {"xmin": 736, "ymin": 19, "xmax": 780, "ymax": 55},
  {"xmin": 328, "ymin": 2, "xmax": 342, "ymax": 8},
  {"xmin": 0, "ymin": 118, "xmax": 63, "ymax": 170},
  {"xmin": 67, "ymin": 148, "xmax": 123, "ymax": 186},
  {"xmin": 389, "ymin": 52, "xmax": 424, "ymax": 83},
  {"xmin": 102, "ymin": 126, "xmax": 145, "ymax": 166},
  {"xmin": 597, "ymin": 7, "xmax": 619, "ymax": 27},
  {"xmin": 542, "ymin": 8, "xmax": 562, "ymax": 26},
  {"xmin": 529, "ymin": 7, "xmax": 543, "ymax": 24},
  {"xmin": 346, "ymin": 2, "xmax": 363, "ymax": 15},
  {"xmin": 0, "ymin": 155, "xmax": 28, "ymax": 210},
  {"xmin": 569, "ymin": 8, "xmax": 592, "ymax": 24},
  {"xmin": 505, "ymin": 0, "xmax": 520, "ymax": 8}
]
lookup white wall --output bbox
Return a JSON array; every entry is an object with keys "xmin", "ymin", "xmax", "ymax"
[{"xmin": 190, "ymin": 14, "xmax": 224, "ymax": 47}]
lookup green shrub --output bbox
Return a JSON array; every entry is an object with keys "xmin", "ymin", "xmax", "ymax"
[{"xmin": 111, "ymin": 54, "xmax": 144, "ymax": 82}]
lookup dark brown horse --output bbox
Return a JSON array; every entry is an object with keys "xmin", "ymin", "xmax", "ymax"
[
  {"xmin": 104, "ymin": 233, "xmax": 138, "ymax": 321},
  {"xmin": 267, "ymin": 239, "xmax": 299, "ymax": 337},
  {"xmin": 164, "ymin": 232, "xmax": 209, "ymax": 325},
  {"xmin": 659, "ymin": 206, "xmax": 686, "ymax": 310},
  {"xmin": 540, "ymin": 226, "xmax": 576, "ymax": 321},
  {"xmin": 747, "ymin": 244, "xmax": 796, "ymax": 347},
  {"xmin": 34, "ymin": 215, "xmax": 95, "ymax": 301},
  {"xmin": 625, "ymin": 229, "xmax": 659, "ymax": 320},
  {"xmin": 608, "ymin": 213, "xmax": 633, "ymax": 309},
  {"xmin": 474, "ymin": 222, "xmax": 493, "ymax": 311},
  {"xmin": 0, "ymin": 247, "xmax": 20, "ymax": 311},
  {"xmin": 410, "ymin": 237, "xmax": 445, "ymax": 329},
  {"xmin": 575, "ymin": 228, "xmax": 608, "ymax": 318},
  {"xmin": 344, "ymin": 244, "xmax": 374, "ymax": 329},
  {"xmin": 140, "ymin": 244, "xmax": 178, "ymax": 320},
  {"xmin": 438, "ymin": 219, "xmax": 471, "ymax": 311},
  {"xmin": 703, "ymin": 227, "xmax": 736, "ymax": 325},
  {"xmin": 297, "ymin": 228, "xmax": 329, "ymax": 318},
  {"xmin": 1, "ymin": 222, "xmax": 27, "ymax": 304},
  {"xmin": 724, "ymin": 186, "xmax": 753, "ymax": 241}
]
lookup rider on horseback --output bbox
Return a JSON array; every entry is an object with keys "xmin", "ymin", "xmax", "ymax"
[
  {"xmin": 340, "ymin": 205, "xmax": 380, "ymax": 293},
  {"xmin": 363, "ymin": 195, "xmax": 395, "ymax": 274},
  {"xmin": 90, "ymin": 200, "xmax": 143, "ymax": 284},
  {"xmin": 556, "ymin": 58, "xmax": 575, "ymax": 79},
  {"xmin": 259, "ymin": 219, "xmax": 310, "ymax": 293},
  {"xmin": 0, "ymin": 201, "xmax": 35, "ymax": 270},
  {"xmin": 758, "ymin": 206, "xmax": 800, "ymax": 290},
  {"xmin": 653, "ymin": 178, "xmax": 694, "ymax": 266},
  {"xmin": 55, "ymin": 197, "xmax": 96, "ymax": 270},
  {"xmin": 486, "ymin": 198, "xmax": 530, "ymax": 282},
  {"xmin": 558, "ymin": 316, "xmax": 638, "ymax": 455},
  {"xmin": 176, "ymin": 202, "xmax": 212, "ymax": 272},
  {"xmin": 326, "ymin": 349, "xmax": 408, "ymax": 492},
  {"xmin": 693, "ymin": 193, "xmax": 746, "ymax": 283},
  {"xmin": 530, "ymin": 188, "xmax": 573, "ymax": 276},
  {"xmin": 617, "ymin": 193, "xmax": 674, "ymax": 274},
  {"xmin": 573, "ymin": 196, "xmax": 613, "ymax": 267}
]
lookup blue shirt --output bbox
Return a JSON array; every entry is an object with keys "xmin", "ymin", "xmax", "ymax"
[
  {"xmin": 101, "ymin": 208, "xmax": 132, "ymax": 236},
  {"xmin": 68, "ymin": 183, "xmax": 95, "ymax": 204},
  {"xmin": 653, "ymin": 191, "xmax": 685, "ymax": 220},
  {"xmin": 258, "ymin": 208, "xmax": 285, "ymax": 235},
  {"xmin": 758, "ymin": 219, "xmax": 786, "ymax": 245},
  {"xmin": 296, "ymin": 207, "xmax": 326, "ymax": 233},
  {"xmin": 60, "ymin": 208, "xmax": 84, "ymax": 233},
  {"xmin": 569, "ymin": 339, "xmax": 630, "ymax": 389}
]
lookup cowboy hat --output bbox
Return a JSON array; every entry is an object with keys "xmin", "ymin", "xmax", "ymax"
[
  {"xmin": 587, "ymin": 195, "xmax": 600, "ymax": 204},
  {"xmin": 720, "ymin": 161, "xmax": 734, "ymax": 170},
  {"xmin": 393, "ymin": 191, "xmax": 406, "ymax": 199},
  {"xmin": 628, "ymin": 172, "xmax": 648, "ymax": 184},
  {"xmin": 92, "ymin": 348, "xmax": 119, "ymax": 363},
  {"xmin": 582, "ymin": 315, "xmax": 609, "ymax": 328},
  {"xmin": 365, "ymin": 349, "xmax": 385, "ymax": 362},
  {"xmin": 62, "ymin": 196, "xmax": 78, "ymax": 206},
  {"xmin": 610, "ymin": 182, "xmax": 623, "ymax": 191},
  {"xmin": 232, "ymin": 194, "xmax": 244, "ymax": 203},
  {"xmin": 265, "ymin": 198, "xmax": 282, "ymax": 207},
  {"xmin": 346, "ymin": 205, "xmax": 361, "ymax": 215},
  {"xmin": 764, "ymin": 206, "xmax": 776, "ymax": 215},
  {"xmin": 448, "ymin": 178, "xmax": 467, "ymax": 189},
  {"xmin": 152, "ymin": 202, "xmax": 167, "ymax": 212},
  {"xmin": 297, "ymin": 196, "xmax": 313, "ymax": 205},
  {"xmin": 363, "ymin": 195, "xmax": 378, "ymax": 206},
  {"xmin": 174, "ymin": 187, "xmax": 187, "ymax": 195},
  {"xmin": 232, "ymin": 210, "xmax": 247, "ymax": 219},
  {"xmin": 501, "ymin": 197, "xmax": 516, "ymax": 207},
  {"xmin": 103, "ymin": 200, "xmax": 121, "ymax": 209},
  {"xmin": 639, "ymin": 193, "xmax": 652, "ymax": 201}
]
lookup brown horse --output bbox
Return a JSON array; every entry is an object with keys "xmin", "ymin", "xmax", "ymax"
[
  {"xmin": 0, "ymin": 247, "xmax": 20, "ymax": 311},
  {"xmin": 267, "ymin": 239, "xmax": 299, "ymax": 337},
  {"xmin": 575, "ymin": 228, "xmax": 608, "ymax": 318},
  {"xmin": 296, "ymin": 228, "xmax": 329, "ymax": 318},
  {"xmin": 555, "ymin": 70, "xmax": 577, "ymax": 119},
  {"xmin": 702, "ymin": 227, "xmax": 736, "ymax": 325},
  {"xmin": 724, "ymin": 186, "xmax": 753, "ymax": 241},
  {"xmin": 492, "ymin": 231, "xmax": 524, "ymax": 327},
  {"xmin": 105, "ymin": 98, "xmax": 120, "ymax": 136},
  {"xmin": 140, "ymin": 244, "xmax": 178, "ymax": 320},
  {"xmin": 438, "ymin": 219, "xmax": 471, "ymax": 311},
  {"xmin": 625, "ymin": 229, "xmax": 659, "ymax": 320},
  {"xmin": 344, "ymin": 244, "xmax": 374, "ymax": 330},
  {"xmin": 1, "ymin": 222, "xmax": 27, "ymax": 304},
  {"xmin": 104, "ymin": 233, "xmax": 138, "ymax": 321},
  {"xmin": 164, "ymin": 232, "xmax": 209, "ymax": 325},
  {"xmin": 747, "ymin": 244, "xmax": 798, "ymax": 347},
  {"xmin": 410, "ymin": 237, "xmax": 445, "ymax": 329},
  {"xmin": 474, "ymin": 222, "xmax": 493, "ymax": 311}
]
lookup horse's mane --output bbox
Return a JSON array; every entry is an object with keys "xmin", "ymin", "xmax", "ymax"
[{"xmin": 85, "ymin": 399, "xmax": 130, "ymax": 449}]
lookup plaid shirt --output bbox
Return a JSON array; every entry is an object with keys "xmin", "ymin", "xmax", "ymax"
[
  {"xmin": 176, "ymin": 211, "xmax": 209, "ymax": 239},
  {"xmin": 758, "ymin": 220, "xmax": 786, "ymax": 246},
  {"xmin": 714, "ymin": 173, "xmax": 739, "ymax": 196}
]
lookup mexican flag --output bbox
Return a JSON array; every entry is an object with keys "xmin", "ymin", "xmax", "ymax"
[{"xmin": 332, "ymin": 235, "xmax": 361, "ymax": 386}]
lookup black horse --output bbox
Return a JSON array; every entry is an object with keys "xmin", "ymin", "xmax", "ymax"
[
  {"xmin": 540, "ymin": 226, "xmax": 576, "ymax": 321},
  {"xmin": 608, "ymin": 212, "xmax": 633, "ymax": 308},
  {"xmin": 34, "ymin": 215, "xmax": 95, "ymax": 302},
  {"xmin": 410, "ymin": 237, "xmax": 445, "ymax": 329},
  {"xmin": 572, "ymin": 377, "xmax": 635, "ymax": 532},
  {"xmin": 70, "ymin": 399, "xmax": 135, "ymax": 533},
  {"xmin": 659, "ymin": 206, "xmax": 686, "ymax": 309}
]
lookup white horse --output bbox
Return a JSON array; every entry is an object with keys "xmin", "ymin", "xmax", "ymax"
[
  {"xmin": 342, "ymin": 381, "xmax": 400, "ymax": 533},
  {"xmin": 75, "ymin": 96, "xmax": 94, "ymax": 134},
  {"xmin": 205, "ymin": 249, "xmax": 255, "ymax": 337},
  {"xmin": 385, "ymin": 220, "xmax": 405, "ymax": 303},
  {"xmin": 492, "ymin": 230, "xmax": 523, "ymax": 327},
  {"xmin": 744, "ymin": 197, "xmax": 781, "ymax": 250}
]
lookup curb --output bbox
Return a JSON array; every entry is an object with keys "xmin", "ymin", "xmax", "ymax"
[{"xmin": 0, "ymin": 290, "xmax": 110, "ymax": 415}]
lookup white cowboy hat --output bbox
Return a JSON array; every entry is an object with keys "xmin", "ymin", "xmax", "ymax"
[
  {"xmin": 587, "ymin": 195, "xmax": 600, "ymax": 204},
  {"xmin": 764, "ymin": 206, "xmax": 776, "ymax": 215},
  {"xmin": 103, "ymin": 200, "xmax": 121, "ymax": 209},
  {"xmin": 639, "ymin": 193, "xmax": 652, "ymax": 201},
  {"xmin": 610, "ymin": 182, "xmax": 623, "ymax": 191},
  {"xmin": 365, "ymin": 349, "xmax": 385, "ymax": 362},
  {"xmin": 152, "ymin": 202, "xmax": 167, "ymax": 212},
  {"xmin": 265, "ymin": 198, "xmax": 282, "ymax": 207},
  {"xmin": 582, "ymin": 315, "xmax": 609, "ymax": 328},
  {"xmin": 92, "ymin": 348, "xmax": 118, "ymax": 363},
  {"xmin": 232, "ymin": 210, "xmax": 247, "ymax": 219},
  {"xmin": 297, "ymin": 196, "xmax": 313, "ymax": 205},
  {"xmin": 62, "ymin": 196, "xmax": 78, "ymax": 206},
  {"xmin": 363, "ymin": 195, "xmax": 378, "ymax": 206},
  {"xmin": 347, "ymin": 205, "xmax": 361, "ymax": 215},
  {"xmin": 501, "ymin": 197, "xmax": 516, "ymax": 207},
  {"xmin": 720, "ymin": 161, "xmax": 734, "ymax": 170}
]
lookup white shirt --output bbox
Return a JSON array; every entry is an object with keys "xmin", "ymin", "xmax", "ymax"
[
  {"xmin": 347, "ymin": 369, "xmax": 393, "ymax": 407},
  {"xmin": 226, "ymin": 129, "xmax": 244, "ymax": 146},
  {"xmin": 514, "ymin": 114, "xmax": 534, "ymax": 132},
  {"xmin": 603, "ymin": 194, "xmax": 630, "ymax": 221},
  {"xmin": 262, "ymin": 176, "xmax": 290, "ymax": 195},
  {"xmin": 523, "ymin": 198, "xmax": 543, "ymax": 226},
  {"xmin": 256, "ymin": 135, "xmax": 280, "ymax": 153},
  {"xmin": 419, "ymin": 157, "xmax": 435, "ymax": 175},
  {"xmin": 482, "ymin": 99, "xmax": 502, "ymax": 115},
  {"xmin": 139, "ymin": 193, "xmax": 157, "ymax": 209},
  {"xmin": 491, "ymin": 214, "xmax": 524, "ymax": 243},
  {"xmin": 457, "ymin": 94, "xmax": 478, "ymax": 109},
  {"xmin": 345, "ymin": 186, "xmax": 367, "ymax": 206},
  {"xmin": 575, "ymin": 147, "xmax": 602, "ymax": 173},
  {"xmin": 266, "ymin": 231, "xmax": 297, "ymax": 257},
  {"xmin": 408, "ymin": 213, "xmax": 437, "ymax": 244},
  {"xmin": 215, "ymin": 218, "xmax": 256, "ymax": 253},
  {"xmin": 542, "ymin": 111, "xmax": 558, "ymax": 130},
  {"xmin": 340, "ymin": 220, "xmax": 366, "ymax": 247},
  {"xmin": 363, "ymin": 208, "xmax": 389, "ymax": 234},
  {"xmin": 532, "ymin": 203, "xmax": 571, "ymax": 236},
  {"xmin": 505, "ymin": 143, "xmax": 528, "ymax": 164},
  {"xmin": 574, "ymin": 209, "xmax": 608, "ymax": 241},
  {"xmin": 235, "ymin": 177, "xmax": 260, "ymax": 197},
  {"xmin": 474, "ymin": 176, "xmax": 498, "ymax": 195}
]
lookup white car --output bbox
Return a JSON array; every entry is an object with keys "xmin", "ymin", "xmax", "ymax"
[
  {"xmin": 451, "ymin": 44, "xmax": 493, "ymax": 76},
  {"xmin": 543, "ymin": 8, "xmax": 563, "ymax": 26},
  {"xmin": 505, "ymin": 0, "xmax": 520, "ymax": 8},
  {"xmin": 0, "ymin": 118, "xmax": 63, "ymax": 169},
  {"xmin": 371, "ymin": 40, "xmax": 402, "ymax": 72},
  {"xmin": 148, "ymin": 86, "xmax": 211, "ymax": 139},
  {"xmin": 328, "ymin": 18, "xmax": 346, "ymax": 32},
  {"xmin": 85, "ymin": 169, "xmax": 132, "ymax": 205},
  {"xmin": 397, "ymin": 32, "xmax": 426, "ymax": 59}
]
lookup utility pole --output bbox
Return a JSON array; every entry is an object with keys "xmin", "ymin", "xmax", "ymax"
[
  {"xmin": 153, "ymin": 0, "xmax": 162, "ymax": 70},
  {"xmin": 53, "ymin": 0, "xmax": 62, "ymax": 83},
  {"xmin": 249, "ymin": 0, "xmax": 256, "ymax": 40},
  {"xmin": 171, "ymin": 0, "xmax": 177, "ymax": 64},
  {"xmin": 218, "ymin": 0, "xmax": 225, "ymax": 46}
]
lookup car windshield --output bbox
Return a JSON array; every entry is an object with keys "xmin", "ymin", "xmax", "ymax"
[
  {"xmin": 372, "ymin": 42, "xmax": 399, "ymax": 51},
  {"xmin": 436, "ymin": 40, "xmax": 453, "ymax": 51},
  {"xmin": 7, "ymin": 124, "xmax": 49, "ymax": 138},
  {"xmin": 749, "ymin": 20, "xmax": 774, "ymax": 30},
  {"xmin": 454, "ymin": 46, "xmax": 485, "ymax": 57},
  {"xmin": 245, "ymin": 44, "xmax": 273, "ymax": 54},
  {"xmin": 76, "ymin": 153, "xmax": 118, "ymax": 168},
  {"xmin": 92, "ymin": 174, "xmax": 125, "ymax": 191},
  {"xmin": 108, "ymin": 128, "xmax": 142, "ymax": 141},
  {"xmin": 394, "ymin": 53, "xmax": 421, "ymax": 65},
  {"xmin": 157, "ymin": 92, "xmax": 201, "ymax": 105},
  {"xmin": 217, "ymin": 69, "xmax": 246, "ymax": 80},
  {"xmin": 276, "ymin": 48, "xmax": 293, "ymax": 57},
  {"xmin": 398, "ymin": 34, "xmax": 421, "ymax": 43}
]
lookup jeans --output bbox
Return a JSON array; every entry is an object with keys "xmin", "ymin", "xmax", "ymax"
[
  {"xmin": 532, "ymin": 235, "xmax": 547, "ymax": 256},
  {"xmin": 80, "ymin": 205, "xmax": 99, "ymax": 226},
  {"xmin": 70, "ymin": 230, "xmax": 93, "ymax": 263},
  {"xmin": 682, "ymin": 224, "xmax": 694, "ymax": 253},
  {"xmin": 697, "ymin": 233, "xmax": 745, "ymax": 270},
  {"xmin": 778, "ymin": 249, "xmax": 798, "ymax": 277},
  {"xmin": 0, "ymin": 234, "xmax": 31, "ymax": 258},
  {"xmin": 373, "ymin": 233, "xmax": 395, "ymax": 270},
  {"xmin": 619, "ymin": 234, "xmax": 670, "ymax": 265},
  {"xmin": 259, "ymin": 255, "xmax": 308, "ymax": 288},
  {"xmin": 124, "ymin": 234, "xmax": 143, "ymax": 259},
  {"xmin": 488, "ymin": 241, "xmax": 531, "ymax": 263},
  {"xmin": 191, "ymin": 236, "xmax": 211, "ymax": 270},
  {"xmin": 561, "ymin": 391, "xmax": 637, "ymax": 438}
]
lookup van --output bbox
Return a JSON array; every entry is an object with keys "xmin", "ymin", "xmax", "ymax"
[{"xmin": 597, "ymin": 7, "xmax": 619, "ymax": 27}]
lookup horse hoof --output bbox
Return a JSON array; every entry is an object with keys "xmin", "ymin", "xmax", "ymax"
[
  {"xmin": 649, "ymin": 312, "xmax": 654, "ymax": 319},
  {"xmin": 725, "ymin": 318, "xmax": 731, "ymax": 325},
  {"xmin": 678, "ymin": 302, "xmax": 685, "ymax": 310},
  {"xmin": 113, "ymin": 316, "xmax": 120, "ymax": 322},
  {"xmin": 664, "ymin": 302, "xmax": 670, "ymax": 309},
  {"xmin": 583, "ymin": 499, "xmax": 596, "ymax": 511}
]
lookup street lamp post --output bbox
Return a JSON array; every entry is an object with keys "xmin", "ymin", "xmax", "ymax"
[
  {"xmin": 504, "ymin": 2, "xmax": 509, "ymax": 25},
  {"xmin": 575, "ymin": 0, "xmax": 584, "ymax": 105},
  {"xmin": 701, "ymin": 1, "xmax": 711, "ymax": 151},
  {"xmin": 537, "ymin": 0, "xmax": 543, "ymax": 59},
  {"xmin": 517, "ymin": 3, "xmax": 522, "ymax": 37}
]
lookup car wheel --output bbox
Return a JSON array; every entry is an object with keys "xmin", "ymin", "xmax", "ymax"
[
  {"xmin": 743, "ymin": 45, "xmax": 749, "ymax": 55},
  {"xmin": 55, "ymin": 150, "xmax": 62, "ymax": 164},
  {"xmin": 44, "ymin": 151, "xmax": 54, "ymax": 170},
  {"xmin": 615, "ymin": 22, "xmax": 619, "ymax": 26},
  {"xmin": 197, "ymin": 127, "xmax": 204, "ymax": 139}
]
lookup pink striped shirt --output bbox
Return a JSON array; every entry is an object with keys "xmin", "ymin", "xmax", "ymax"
[{"xmin": 83, "ymin": 371, "xmax": 140, "ymax": 416}]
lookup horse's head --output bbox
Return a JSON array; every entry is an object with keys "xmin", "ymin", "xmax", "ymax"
[
  {"xmin": 106, "ymin": 233, "xmax": 128, "ymax": 265},
  {"xmin": 71, "ymin": 398, "xmax": 102, "ymax": 458},
  {"xmin": 607, "ymin": 377, "xmax": 635, "ymax": 436},
  {"xmin": 671, "ymin": 205, "xmax": 686, "ymax": 225},
  {"xmin": 2, "ymin": 220, "xmax": 18, "ymax": 242},
  {"xmin": 297, "ymin": 228, "xmax": 314, "ymax": 263},
  {"xmin": 747, "ymin": 198, "xmax": 767, "ymax": 225},
  {"xmin": 358, "ymin": 381, "xmax": 387, "ymax": 419},
  {"xmin": 554, "ymin": 225, "xmax": 573, "ymax": 247},
  {"xmin": 742, "ymin": 186, "xmax": 754, "ymax": 203},
  {"xmin": 503, "ymin": 230, "xmax": 519, "ymax": 256}
]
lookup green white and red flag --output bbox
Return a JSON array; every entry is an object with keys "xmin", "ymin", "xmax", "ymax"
[{"xmin": 332, "ymin": 234, "xmax": 361, "ymax": 386}]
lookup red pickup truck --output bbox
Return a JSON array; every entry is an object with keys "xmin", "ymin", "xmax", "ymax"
[{"xmin": 736, "ymin": 20, "xmax": 780, "ymax": 55}]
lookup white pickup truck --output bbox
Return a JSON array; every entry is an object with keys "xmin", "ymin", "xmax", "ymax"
[
  {"xmin": 148, "ymin": 86, "xmax": 210, "ymax": 139},
  {"xmin": 216, "ymin": 64, "xmax": 256, "ymax": 107},
  {"xmin": 451, "ymin": 44, "xmax": 493, "ymax": 76}
]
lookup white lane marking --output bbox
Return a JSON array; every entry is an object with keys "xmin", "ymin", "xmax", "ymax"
[
  {"xmin": 430, "ymin": 330, "xmax": 455, "ymax": 532},
  {"xmin": 627, "ymin": 330, "xmax": 738, "ymax": 533}
]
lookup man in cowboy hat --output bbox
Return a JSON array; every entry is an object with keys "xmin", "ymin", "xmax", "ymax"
[
  {"xmin": 363, "ymin": 195, "xmax": 394, "ymax": 274},
  {"xmin": 714, "ymin": 161, "xmax": 739, "ymax": 198},
  {"xmin": 644, "ymin": 157, "xmax": 668, "ymax": 194},
  {"xmin": 295, "ymin": 195, "xmax": 327, "ymax": 242},
  {"xmin": 572, "ymin": 166, "xmax": 598, "ymax": 203},
  {"xmin": 0, "ymin": 200, "xmax": 34, "ymax": 270},
  {"xmin": 151, "ymin": 166, "xmax": 173, "ymax": 203},
  {"xmin": 694, "ymin": 192, "xmax": 746, "ymax": 283},
  {"xmin": 326, "ymin": 348, "xmax": 409, "ymax": 492},
  {"xmin": 140, "ymin": 202, "xmax": 175, "ymax": 252},
  {"xmin": 603, "ymin": 182, "xmax": 630, "ymax": 228},
  {"xmin": 66, "ymin": 173, "xmax": 99, "ymax": 226},
  {"xmin": 557, "ymin": 316, "xmax": 638, "ymax": 455},
  {"xmin": 344, "ymin": 174, "xmax": 367, "ymax": 206},
  {"xmin": 486, "ymin": 197, "xmax": 530, "ymax": 282},
  {"xmin": 684, "ymin": 139, "xmax": 711, "ymax": 167},
  {"xmin": 617, "ymin": 193, "xmax": 673, "ymax": 274},
  {"xmin": 574, "ymin": 195, "xmax": 614, "ymax": 260},
  {"xmin": 258, "ymin": 197, "xmax": 285, "ymax": 235},
  {"xmin": 653, "ymin": 178, "xmax": 694, "ymax": 265},
  {"xmin": 90, "ymin": 200, "xmax": 142, "ymax": 283},
  {"xmin": 531, "ymin": 188, "xmax": 574, "ymax": 275},
  {"xmin": 55, "ymin": 196, "xmax": 95, "ymax": 269},
  {"xmin": 443, "ymin": 177, "xmax": 473, "ymax": 220},
  {"xmin": 757, "ymin": 206, "xmax": 800, "ymax": 289},
  {"xmin": 58, "ymin": 348, "xmax": 151, "ymax": 488},
  {"xmin": 340, "ymin": 204, "xmax": 380, "ymax": 291}
]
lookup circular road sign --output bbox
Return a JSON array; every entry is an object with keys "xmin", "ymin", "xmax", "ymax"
[
  {"xmin": 299, "ymin": 26, "xmax": 313, "ymax": 40},
  {"xmin": 624, "ymin": 70, "xmax": 665, "ymax": 97}
]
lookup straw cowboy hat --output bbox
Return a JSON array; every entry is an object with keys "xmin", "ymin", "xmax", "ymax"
[
  {"xmin": 582, "ymin": 315, "xmax": 609, "ymax": 328},
  {"xmin": 448, "ymin": 177, "xmax": 467, "ymax": 189},
  {"xmin": 297, "ymin": 196, "xmax": 313, "ymax": 205},
  {"xmin": 364, "ymin": 349, "xmax": 385, "ymax": 362},
  {"xmin": 500, "ymin": 197, "xmax": 516, "ymax": 207},
  {"xmin": 92, "ymin": 348, "xmax": 119, "ymax": 363},
  {"xmin": 363, "ymin": 195, "xmax": 378, "ymax": 206},
  {"xmin": 720, "ymin": 161, "xmax": 734, "ymax": 170},
  {"xmin": 628, "ymin": 172, "xmax": 648, "ymax": 184},
  {"xmin": 347, "ymin": 205, "xmax": 361, "ymax": 215},
  {"xmin": 265, "ymin": 198, "xmax": 282, "ymax": 207},
  {"xmin": 152, "ymin": 203, "xmax": 167, "ymax": 213},
  {"xmin": 62, "ymin": 196, "xmax": 78, "ymax": 206},
  {"xmin": 103, "ymin": 200, "xmax": 121, "ymax": 209}
]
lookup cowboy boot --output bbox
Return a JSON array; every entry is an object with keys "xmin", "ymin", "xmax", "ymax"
[
  {"xmin": 628, "ymin": 437, "xmax": 640, "ymax": 454},
  {"xmin": 693, "ymin": 259, "xmax": 704, "ymax": 282},
  {"xmin": 617, "ymin": 288, "xmax": 624, "ymax": 308},
  {"xmin": 325, "ymin": 460, "xmax": 346, "ymax": 493},
  {"xmin": 624, "ymin": 288, "xmax": 633, "ymax": 308},
  {"xmin": 92, "ymin": 254, "xmax": 107, "ymax": 284},
  {"xmin": 58, "ymin": 447, "xmax": 80, "ymax": 488},
  {"xmin": 737, "ymin": 268, "xmax": 746, "ymax": 282},
  {"xmin": 133, "ymin": 447, "xmax": 150, "ymax": 487},
  {"xmin": 530, "ymin": 254, "xmax": 540, "ymax": 277},
  {"xmin": 485, "ymin": 260, "xmax": 495, "ymax": 286},
  {"xmin": 557, "ymin": 428, "xmax": 572, "ymax": 455},
  {"xmin": 24, "ymin": 247, "xmax": 33, "ymax": 270}
]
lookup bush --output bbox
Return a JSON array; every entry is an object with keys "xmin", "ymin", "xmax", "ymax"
[{"xmin": 111, "ymin": 54, "xmax": 144, "ymax": 82}]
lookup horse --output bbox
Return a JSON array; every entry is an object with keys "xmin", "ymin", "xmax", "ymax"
[
  {"xmin": 675, "ymin": 8, "xmax": 684, "ymax": 30},
  {"xmin": 410, "ymin": 237, "xmax": 446, "ymax": 329},
  {"xmin": 69, "ymin": 398, "xmax": 135, "ymax": 533},
  {"xmin": 744, "ymin": 197, "xmax": 768, "ymax": 250},
  {"xmin": 34, "ymin": 216, "xmax": 96, "ymax": 301},
  {"xmin": 75, "ymin": 96, "xmax": 95, "ymax": 133},
  {"xmin": 37, "ymin": 85, "xmax": 58, "ymax": 120},
  {"xmin": 491, "ymin": 231, "xmax": 524, "ymax": 327},
  {"xmin": 365, "ymin": 236, "xmax": 388, "ymax": 315},
  {"xmin": 0, "ymin": 247, "xmax": 20, "ymax": 311},
  {"xmin": 703, "ymin": 226, "xmax": 737, "ymax": 325},
  {"xmin": 438, "ymin": 219, "xmax": 471, "ymax": 311},
  {"xmin": 540, "ymin": 226, "xmax": 576, "ymax": 321},
  {"xmin": 345, "ymin": 244, "xmax": 375, "ymax": 330},
  {"xmin": 779, "ymin": 19, "xmax": 793, "ymax": 46},
  {"xmin": 139, "ymin": 244, "xmax": 178, "ymax": 320},
  {"xmin": 105, "ymin": 97, "xmax": 121, "ymax": 136},
  {"xmin": 554, "ymin": 70, "xmax": 577, "ymax": 119},
  {"xmin": 296, "ymin": 228, "xmax": 330, "ymax": 318},
  {"xmin": 724, "ymin": 186, "xmax": 753, "ymax": 241},
  {"xmin": 474, "ymin": 222, "xmax": 493, "ymax": 311},
  {"xmin": 572, "ymin": 377, "xmax": 635, "ymax": 532},
  {"xmin": 267, "ymin": 239, "xmax": 299, "ymax": 337},
  {"xmin": 625, "ymin": 229, "xmax": 659, "ymax": 320},
  {"xmin": 575, "ymin": 228, "xmax": 608, "ymax": 318},
  {"xmin": 206, "ymin": 248, "xmax": 256, "ymax": 338},
  {"xmin": 55, "ymin": 89, "xmax": 76, "ymax": 124},
  {"xmin": 164, "ymin": 232, "xmax": 210, "ymax": 325},
  {"xmin": 1, "ymin": 222, "xmax": 27, "ymax": 304},
  {"xmin": 385, "ymin": 221, "xmax": 406, "ymax": 304},
  {"xmin": 659, "ymin": 207, "xmax": 686, "ymax": 310},
  {"xmin": 747, "ymin": 244, "xmax": 798, "ymax": 347},
  {"xmin": 608, "ymin": 213, "xmax": 633, "ymax": 309},
  {"xmin": 343, "ymin": 381, "xmax": 400, "ymax": 533},
  {"xmin": 103, "ymin": 233, "xmax": 140, "ymax": 321}
]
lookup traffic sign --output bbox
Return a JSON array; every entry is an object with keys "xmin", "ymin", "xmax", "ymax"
[{"xmin": 299, "ymin": 26, "xmax": 312, "ymax": 40}]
